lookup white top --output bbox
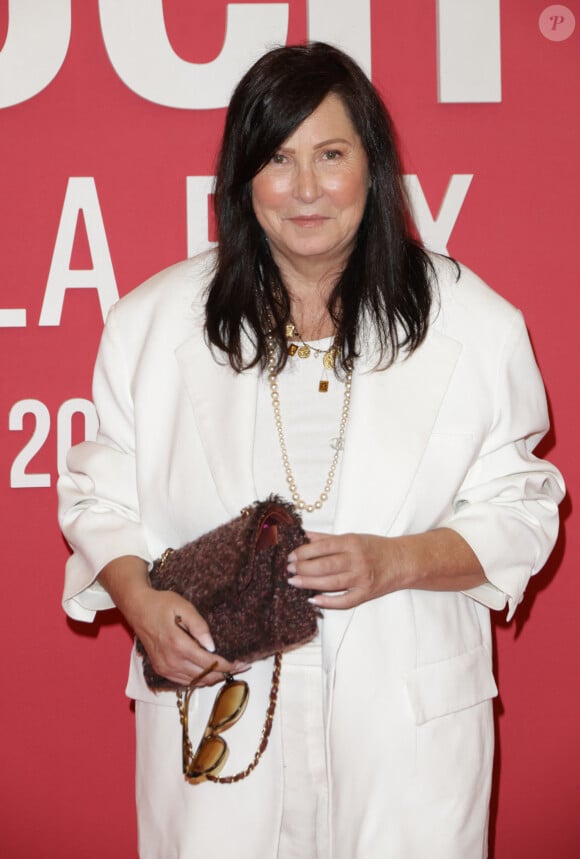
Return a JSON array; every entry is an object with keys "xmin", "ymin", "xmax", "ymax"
[{"xmin": 253, "ymin": 338, "xmax": 348, "ymax": 665}]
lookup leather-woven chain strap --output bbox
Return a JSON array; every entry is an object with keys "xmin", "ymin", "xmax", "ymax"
[{"xmin": 177, "ymin": 651, "xmax": 282, "ymax": 784}]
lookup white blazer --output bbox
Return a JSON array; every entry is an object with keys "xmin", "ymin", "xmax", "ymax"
[{"xmin": 58, "ymin": 252, "xmax": 563, "ymax": 858}]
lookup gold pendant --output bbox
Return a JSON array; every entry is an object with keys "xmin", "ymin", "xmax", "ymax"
[
  {"xmin": 285, "ymin": 322, "xmax": 297, "ymax": 338},
  {"xmin": 287, "ymin": 343, "xmax": 298, "ymax": 356},
  {"xmin": 319, "ymin": 380, "xmax": 329, "ymax": 393},
  {"xmin": 323, "ymin": 347, "xmax": 337, "ymax": 370},
  {"xmin": 297, "ymin": 344, "xmax": 311, "ymax": 359}
]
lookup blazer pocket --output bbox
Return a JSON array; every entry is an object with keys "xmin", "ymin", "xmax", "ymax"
[{"xmin": 404, "ymin": 644, "xmax": 498, "ymax": 725}]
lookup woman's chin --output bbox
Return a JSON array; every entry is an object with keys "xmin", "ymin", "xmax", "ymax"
[{"xmin": 274, "ymin": 237, "xmax": 353, "ymax": 268}]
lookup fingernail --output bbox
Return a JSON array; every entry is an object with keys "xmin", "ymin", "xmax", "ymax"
[
  {"xmin": 287, "ymin": 562, "xmax": 296, "ymax": 574},
  {"xmin": 307, "ymin": 597, "xmax": 319, "ymax": 606},
  {"xmin": 288, "ymin": 575, "xmax": 300, "ymax": 587},
  {"xmin": 199, "ymin": 633, "xmax": 216, "ymax": 652},
  {"xmin": 287, "ymin": 552, "xmax": 296, "ymax": 562}
]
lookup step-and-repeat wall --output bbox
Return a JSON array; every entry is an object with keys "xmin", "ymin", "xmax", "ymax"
[{"xmin": 1, "ymin": 2, "xmax": 577, "ymax": 856}]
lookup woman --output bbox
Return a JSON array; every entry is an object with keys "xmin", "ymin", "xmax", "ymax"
[{"xmin": 59, "ymin": 43, "xmax": 564, "ymax": 858}]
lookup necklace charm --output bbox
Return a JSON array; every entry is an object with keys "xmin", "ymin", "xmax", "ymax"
[
  {"xmin": 323, "ymin": 346, "xmax": 337, "ymax": 370},
  {"xmin": 285, "ymin": 319, "xmax": 341, "ymax": 391},
  {"xmin": 285, "ymin": 320, "xmax": 342, "ymax": 392}
]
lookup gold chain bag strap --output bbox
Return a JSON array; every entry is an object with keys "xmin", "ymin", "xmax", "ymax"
[
  {"xmin": 177, "ymin": 653, "xmax": 282, "ymax": 784},
  {"xmin": 136, "ymin": 496, "xmax": 320, "ymax": 783}
]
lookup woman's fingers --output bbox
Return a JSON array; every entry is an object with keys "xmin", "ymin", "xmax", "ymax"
[
  {"xmin": 173, "ymin": 609, "xmax": 216, "ymax": 653},
  {"xmin": 137, "ymin": 591, "xmax": 243, "ymax": 687},
  {"xmin": 287, "ymin": 532, "xmax": 398, "ymax": 608},
  {"xmin": 288, "ymin": 532, "xmax": 356, "ymax": 579}
]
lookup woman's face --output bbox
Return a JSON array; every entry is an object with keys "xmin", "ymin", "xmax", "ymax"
[{"xmin": 251, "ymin": 94, "xmax": 369, "ymax": 274}]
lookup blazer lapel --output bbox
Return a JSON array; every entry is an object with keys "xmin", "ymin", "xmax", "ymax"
[
  {"xmin": 175, "ymin": 333, "xmax": 260, "ymax": 518},
  {"xmin": 323, "ymin": 330, "xmax": 463, "ymax": 661}
]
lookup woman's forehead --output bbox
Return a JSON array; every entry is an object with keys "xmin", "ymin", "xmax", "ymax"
[{"xmin": 278, "ymin": 94, "xmax": 360, "ymax": 148}]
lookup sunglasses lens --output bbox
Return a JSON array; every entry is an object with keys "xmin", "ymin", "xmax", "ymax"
[
  {"xmin": 210, "ymin": 681, "xmax": 249, "ymax": 731},
  {"xmin": 190, "ymin": 735, "xmax": 228, "ymax": 777}
]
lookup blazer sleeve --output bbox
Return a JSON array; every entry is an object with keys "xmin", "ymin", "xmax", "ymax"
[
  {"xmin": 443, "ymin": 312, "xmax": 565, "ymax": 620},
  {"xmin": 57, "ymin": 305, "xmax": 152, "ymax": 622}
]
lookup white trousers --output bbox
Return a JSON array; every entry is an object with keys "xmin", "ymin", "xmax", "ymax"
[
  {"xmin": 135, "ymin": 649, "xmax": 328, "ymax": 858},
  {"xmin": 277, "ymin": 658, "xmax": 329, "ymax": 859}
]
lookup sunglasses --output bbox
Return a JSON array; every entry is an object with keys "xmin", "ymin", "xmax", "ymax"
[
  {"xmin": 173, "ymin": 616, "xmax": 281, "ymax": 785},
  {"xmin": 178, "ymin": 665, "xmax": 250, "ymax": 784}
]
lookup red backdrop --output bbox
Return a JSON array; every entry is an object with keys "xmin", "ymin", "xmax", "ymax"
[{"xmin": 1, "ymin": 2, "xmax": 578, "ymax": 856}]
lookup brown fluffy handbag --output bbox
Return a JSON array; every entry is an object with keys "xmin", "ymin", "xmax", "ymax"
[{"xmin": 136, "ymin": 496, "xmax": 320, "ymax": 691}]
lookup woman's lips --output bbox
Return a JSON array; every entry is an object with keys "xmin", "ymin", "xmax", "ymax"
[{"xmin": 288, "ymin": 215, "xmax": 329, "ymax": 227}]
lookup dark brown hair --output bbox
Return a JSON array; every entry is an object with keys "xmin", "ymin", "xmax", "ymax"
[{"xmin": 205, "ymin": 42, "xmax": 435, "ymax": 373}]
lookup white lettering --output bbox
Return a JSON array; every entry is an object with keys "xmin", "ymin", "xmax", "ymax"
[
  {"xmin": 186, "ymin": 176, "xmax": 217, "ymax": 258},
  {"xmin": 0, "ymin": 2, "xmax": 502, "ymax": 110},
  {"xmin": 98, "ymin": 0, "xmax": 289, "ymax": 109},
  {"xmin": 0, "ymin": 0, "xmax": 71, "ymax": 108},
  {"xmin": 9, "ymin": 399, "xmax": 51, "ymax": 488},
  {"xmin": 39, "ymin": 178, "xmax": 119, "ymax": 326},
  {"xmin": 307, "ymin": 0, "xmax": 372, "ymax": 76},
  {"xmin": 437, "ymin": 0, "xmax": 501, "ymax": 103},
  {"xmin": 9, "ymin": 397, "xmax": 97, "ymax": 488},
  {"xmin": 0, "ymin": 308, "xmax": 26, "ymax": 327},
  {"xmin": 404, "ymin": 174, "xmax": 473, "ymax": 255}
]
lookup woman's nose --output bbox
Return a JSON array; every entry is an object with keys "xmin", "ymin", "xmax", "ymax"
[{"xmin": 293, "ymin": 164, "xmax": 321, "ymax": 202}]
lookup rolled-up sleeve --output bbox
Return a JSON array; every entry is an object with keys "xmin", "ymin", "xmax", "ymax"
[
  {"xmin": 444, "ymin": 313, "xmax": 564, "ymax": 619},
  {"xmin": 58, "ymin": 306, "xmax": 152, "ymax": 622}
]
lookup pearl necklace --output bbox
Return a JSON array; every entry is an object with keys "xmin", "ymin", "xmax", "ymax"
[{"xmin": 266, "ymin": 331, "xmax": 353, "ymax": 513}]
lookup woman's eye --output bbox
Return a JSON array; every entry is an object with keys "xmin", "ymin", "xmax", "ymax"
[
  {"xmin": 270, "ymin": 153, "xmax": 286, "ymax": 164},
  {"xmin": 323, "ymin": 149, "xmax": 342, "ymax": 160}
]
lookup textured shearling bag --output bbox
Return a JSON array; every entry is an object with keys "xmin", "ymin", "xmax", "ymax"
[{"xmin": 136, "ymin": 496, "xmax": 320, "ymax": 691}]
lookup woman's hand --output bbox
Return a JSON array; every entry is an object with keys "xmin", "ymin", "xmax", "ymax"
[
  {"xmin": 287, "ymin": 528, "xmax": 487, "ymax": 609},
  {"xmin": 129, "ymin": 588, "xmax": 247, "ymax": 688},
  {"xmin": 98, "ymin": 556, "xmax": 246, "ymax": 687},
  {"xmin": 287, "ymin": 532, "xmax": 404, "ymax": 609}
]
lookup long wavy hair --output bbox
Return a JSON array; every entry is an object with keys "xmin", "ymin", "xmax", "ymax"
[{"xmin": 205, "ymin": 42, "xmax": 435, "ymax": 374}]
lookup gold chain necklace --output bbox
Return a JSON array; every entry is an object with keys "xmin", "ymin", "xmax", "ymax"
[
  {"xmin": 285, "ymin": 321, "xmax": 339, "ymax": 392},
  {"xmin": 266, "ymin": 331, "xmax": 353, "ymax": 513}
]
